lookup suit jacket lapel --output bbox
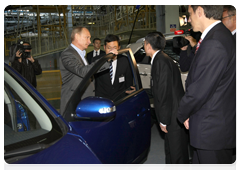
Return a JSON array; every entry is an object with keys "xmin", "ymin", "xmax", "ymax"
[{"xmin": 68, "ymin": 45, "xmax": 86, "ymax": 65}]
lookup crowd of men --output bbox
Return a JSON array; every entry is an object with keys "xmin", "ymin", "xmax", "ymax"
[{"xmin": 10, "ymin": 5, "xmax": 236, "ymax": 164}]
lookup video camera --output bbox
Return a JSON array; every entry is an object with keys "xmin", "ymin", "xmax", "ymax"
[
  {"xmin": 172, "ymin": 29, "xmax": 191, "ymax": 48},
  {"xmin": 16, "ymin": 40, "xmax": 32, "ymax": 59},
  {"xmin": 9, "ymin": 40, "xmax": 32, "ymax": 62}
]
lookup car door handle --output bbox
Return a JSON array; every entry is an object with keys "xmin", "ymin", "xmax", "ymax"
[{"xmin": 139, "ymin": 72, "xmax": 147, "ymax": 76}]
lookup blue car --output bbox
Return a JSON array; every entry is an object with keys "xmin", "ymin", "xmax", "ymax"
[{"xmin": 4, "ymin": 48, "xmax": 151, "ymax": 164}]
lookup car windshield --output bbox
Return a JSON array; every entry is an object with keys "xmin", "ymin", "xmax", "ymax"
[{"xmin": 4, "ymin": 67, "xmax": 63, "ymax": 155}]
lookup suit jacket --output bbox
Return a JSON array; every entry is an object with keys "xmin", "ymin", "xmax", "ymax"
[
  {"xmin": 151, "ymin": 51, "xmax": 185, "ymax": 132},
  {"xmin": 177, "ymin": 23, "xmax": 236, "ymax": 150},
  {"xmin": 233, "ymin": 31, "xmax": 238, "ymax": 44},
  {"xmin": 60, "ymin": 45, "xmax": 109, "ymax": 117},
  {"xmin": 11, "ymin": 59, "xmax": 42, "ymax": 88},
  {"xmin": 86, "ymin": 50, "xmax": 105, "ymax": 64},
  {"xmin": 95, "ymin": 55, "xmax": 133, "ymax": 101}
]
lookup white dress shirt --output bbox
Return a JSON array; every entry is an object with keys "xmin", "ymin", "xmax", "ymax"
[
  {"xmin": 232, "ymin": 29, "xmax": 236, "ymax": 35},
  {"xmin": 71, "ymin": 43, "xmax": 88, "ymax": 65},
  {"xmin": 93, "ymin": 49, "xmax": 100, "ymax": 57},
  {"xmin": 111, "ymin": 59, "xmax": 117, "ymax": 84}
]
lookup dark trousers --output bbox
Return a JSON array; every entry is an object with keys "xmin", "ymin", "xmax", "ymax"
[
  {"xmin": 192, "ymin": 148, "xmax": 233, "ymax": 164},
  {"xmin": 165, "ymin": 128, "xmax": 189, "ymax": 164}
]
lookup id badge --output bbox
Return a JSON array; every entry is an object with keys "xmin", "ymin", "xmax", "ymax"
[{"xmin": 119, "ymin": 76, "xmax": 125, "ymax": 83}]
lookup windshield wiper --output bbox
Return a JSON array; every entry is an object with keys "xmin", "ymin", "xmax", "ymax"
[{"xmin": 5, "ymin": 143, "xmax": 48, "ymax": 162}]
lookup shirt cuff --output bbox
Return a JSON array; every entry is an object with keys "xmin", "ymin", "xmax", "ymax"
[{"xmin": 160, "ymin": 122, "xmax": 166, "ymax": 126}]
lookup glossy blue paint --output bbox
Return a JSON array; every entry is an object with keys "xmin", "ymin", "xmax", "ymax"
[
  {"xmin": 75, "ymin": 96, "xmax": 116, "ymax": 119},
  {"xmin": 4, "ymin": 46, "xmax": 152, "ymax": 164},
  {"xmin": 69, "ymin": 90, "xmax": 151, "ymax": 164},
  {"xmin": 14, "ymin": 133, "xmax": 102, "ymax": 164}
]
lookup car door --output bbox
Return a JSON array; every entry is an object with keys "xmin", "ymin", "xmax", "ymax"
[{"xmin": 63, "ymin": 48, "xmax": 151, "ymax": 164}]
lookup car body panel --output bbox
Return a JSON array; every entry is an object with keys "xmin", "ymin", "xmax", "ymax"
[
  {"xmin": 69, "ymin": 90, "xmax": 151, "ymax": 163},
  {"xmin": 13, "ymin": 133, "xmax": 101, "ymax": 164},
  {"xmin": 67, "ymin": 49, "xmax": 151, "ymax": 163},
  {"xmin": 4, "ymin": 47, "xmax": 151, "ymax": 164}
]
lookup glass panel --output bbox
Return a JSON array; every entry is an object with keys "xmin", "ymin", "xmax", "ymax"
[{"xmin": 4, "ymin": 71, "xmax": 52, "ymax": 146}]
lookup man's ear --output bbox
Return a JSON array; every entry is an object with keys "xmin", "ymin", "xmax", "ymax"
[
  {"xmin": 104, "ymin": 45, "xmax": 106, "ymax": 51},
  {"xmin": 197, "ymin": 6, "xmax": 204, "ymax": 18},
  {"xmin": 233, "ymin": 15, "xmax": 236, "ymax": 22}
]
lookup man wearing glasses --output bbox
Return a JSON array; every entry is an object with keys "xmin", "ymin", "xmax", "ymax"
[{"xmin": 222, "ymin": 5, "xmax": 236, "ymax": 39}]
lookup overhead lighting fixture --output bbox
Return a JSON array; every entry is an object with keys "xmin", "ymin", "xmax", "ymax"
[
  {"xmin": 88, "ymin": 22, "xmax": 95, "ymax": 25},
  {"xmin": 179, "ymin": 15, "xmax": 188, "ymax": 27}
]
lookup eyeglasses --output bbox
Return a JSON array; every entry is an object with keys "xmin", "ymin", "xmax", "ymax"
[{"xmin": 221, "ymin": 14, "xmax": 235, "ymax": 20}]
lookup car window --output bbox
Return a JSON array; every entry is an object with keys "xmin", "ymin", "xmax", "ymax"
[{"xmin": 4, "ymin": 68, "xmax": 64, "ymax": 157}]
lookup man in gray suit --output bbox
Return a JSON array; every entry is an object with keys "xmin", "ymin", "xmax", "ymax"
[{"xmin": 59, "ymin": 27, "xmax": 115, "ymax": 118}]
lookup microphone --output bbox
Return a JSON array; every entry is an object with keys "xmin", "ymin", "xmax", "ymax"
[
  {"xmin": 174, "ymin": 30, "xmax": 184, "ymax": 35},
  {"xmin": 174, "ymin": 29, "xmax": 191, "ymax": 35}
]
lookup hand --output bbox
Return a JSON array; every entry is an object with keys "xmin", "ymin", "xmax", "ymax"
[
  {"xmin": 16, "ymin": 50, "xmax": 22, "ymax": 62},
  {"xmin": 160, "ymin": 123, "xmax": 168, "ymax": 133},
  {"xmin": 184, "ymin": 118, "xmax": 189, "ymax": 130},
  {"xmin": 125, "ymin": 86, "xmax": 136, "ymax": 94},
  {"xmin": 185, "ymin": 36, "xmax": 197, "ymax": 47},
  {"xmin": 27, "ymin": 56, "xmax": 35, "ymax": 63},
  {"xmin": 181, "ymin": 45, "xmax": 188, "ymax": 51},
  {"xmin": 109, "ymin": 49, "xmax": 118, "ymax": 56}
]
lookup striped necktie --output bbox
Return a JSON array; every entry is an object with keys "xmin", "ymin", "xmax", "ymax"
[
  {"xmin": 195, "ymin": 38, "xmax": 202, "ymax": 54},
  {"xmin": 109, "ymin": 60, "xmax": 113, "ymax": 82}
]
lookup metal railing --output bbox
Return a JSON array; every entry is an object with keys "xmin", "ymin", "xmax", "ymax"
[{"xmin": 5, "ymin": 9, "xmax": 156, "ymax": 58}]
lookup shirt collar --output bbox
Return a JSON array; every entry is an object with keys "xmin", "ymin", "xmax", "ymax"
[
  {"xmin": 71, "ymin": 43, "xmax": 86, "ymax": 58},
  {"xmin": 201, "ymin": 20, "xmax": 221, "ymax": 40},
  {"xmin": 71, "ymin": 43, "xmax": 87, "ymax": 65},
  {"xmin": 232, "ymin": 29, "xmax": 236, "ymax": 35},
  {"xmin": 151, "ymin": 50, "xmax": 160, "ymax": 65}
]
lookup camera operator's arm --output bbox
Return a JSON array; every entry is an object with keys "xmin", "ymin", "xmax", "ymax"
[
  {"xmin": 11, "ymin": 50, "xmax": 23, "ymax": 73},
  {"xmin": 179, "ymin": 36, "xmax": 197, "ymax": 72},
  {"xmin": 185, "ymin": 36, "xmax": 197, "ymax": 48},
  {"xmin": 27, "ymin": 56, "xmax": 42, "ymax": 75}
]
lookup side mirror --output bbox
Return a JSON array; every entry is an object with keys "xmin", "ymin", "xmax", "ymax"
[{"xmin": 72, "ymin": 97, "xmax": 116, "ymax": 121}]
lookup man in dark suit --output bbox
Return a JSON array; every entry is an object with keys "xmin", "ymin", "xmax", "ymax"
[
  {"xmin": 60, "ymin": 27, "xmax": 115, "ymax": 118},
  {"xmin": 222, "ymin": 5, "xmax": 236, "ymax": 39},
  {"xmin": 177, "ymin": 5, "xmax": 236, "ymax": 164},
  {"xmin": 94, "ymin": 34, "xmax": 134, "ymax": 101},
  {"xmin": 86, "ymin": 38, "xmax": 105, "ymax": 64},
  {"xmin": 144, "ymin": 32, "xmax": 189, "ymax": 164}
]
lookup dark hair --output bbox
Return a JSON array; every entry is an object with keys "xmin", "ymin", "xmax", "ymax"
[
  {"xmin": 190, "ymin": 5, "xmax": 223, "ymax": 20},
  {"xmin": 104, "ymin": 34, "xmax": 120, "ymax": 46},
  {"xmin": 93, "ymin": 38, "xmax": 101, "ymax": 43},
  {"xmin": 145, "ymin": 31, "xmax": 166, "ymax": 51},
  {"xmin": 223, "ymin": 5, "xmax": 236, "ymax": 16},
  {"xmin": 71, "ymin": 26, "xmax": 86, "ymax": 42}
]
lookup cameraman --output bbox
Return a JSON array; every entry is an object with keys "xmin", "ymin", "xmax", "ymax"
[
  {"xmin": 179, "ymin": 31, "xmax": 201, "ymax": 72},
  {"xmin": 11, "ymin": 40, "xmax": 42, "ymax": 88}
]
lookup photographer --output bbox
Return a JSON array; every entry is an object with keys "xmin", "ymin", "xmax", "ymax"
[
  {"xmin": 10, "ymin": 40, "xmax": 42, "ymax": 88},
  {"xmin": 179, "ymin": 31, "xmax": 201, "ymax": 72}
]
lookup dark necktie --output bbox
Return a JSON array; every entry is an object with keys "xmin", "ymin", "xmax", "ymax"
[
  {"xmin": 95, "ymin": 51, "xmax": 98, "ymax": 57},
  {"xmin": 195, "ymin": 38, "xmax": 202, "ymax": 54},
  {"xmin": 109, "ymin": 60, "xmax": 113, "ymax": 82}
]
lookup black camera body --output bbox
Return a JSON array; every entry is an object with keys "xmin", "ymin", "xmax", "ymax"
[
  {"xmin": 16, "ymin": 40, "xmax": 32, "ymax": 59},
  {"xmin": 172, "ymin": 37, "xmax": 190, "ymax": 48}
]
